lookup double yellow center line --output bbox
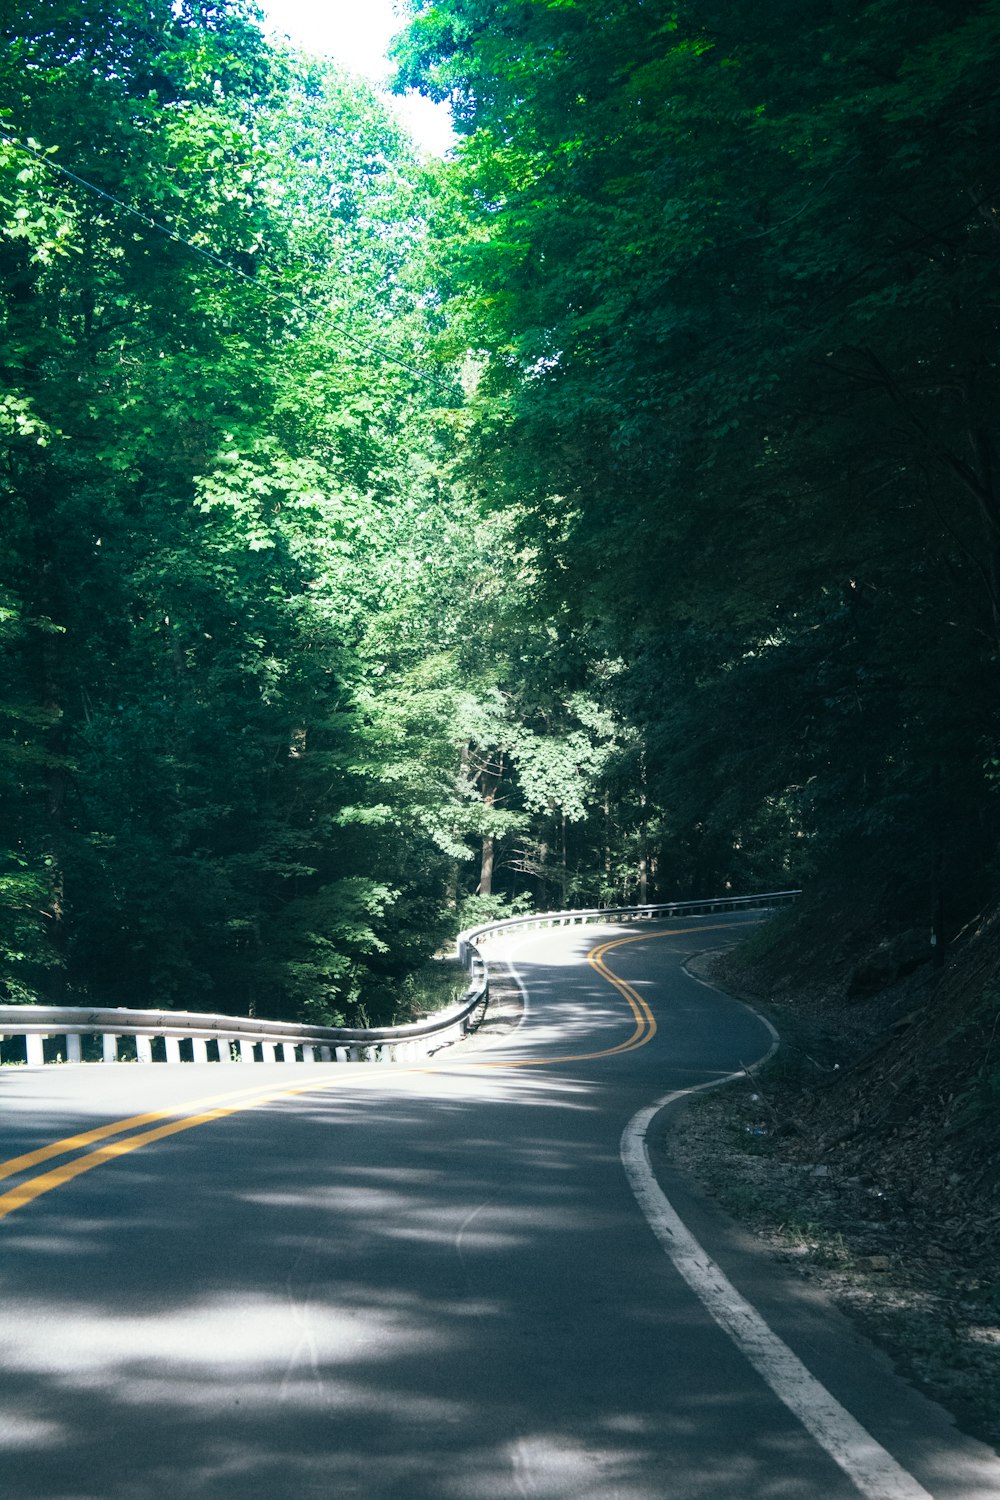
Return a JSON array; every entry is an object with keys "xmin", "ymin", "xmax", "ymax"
[
  {"xmin": 587, "ymin": 930, "xmax": 661, "ymax": 1055},
  {"xmin": 0, "ymin": 1072, "xmax": 377, "ymax": 1223},
  {"xmin": 489, "ymin": 921, "xmax": 732, "ymax": 1068},
  {"xmin": 0, "ymin": 921, "xmax": 728, "ymax": 1222}
]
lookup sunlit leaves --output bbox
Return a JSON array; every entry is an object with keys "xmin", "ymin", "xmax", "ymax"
[{"xmin": 0, "ymin": 3, "xmax": 472, "ymax": 1016}]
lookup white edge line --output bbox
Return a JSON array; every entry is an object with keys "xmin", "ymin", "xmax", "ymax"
[
  {"xmin": 621, "ymin": 1072, "xmax": 934, "ymax": 1497},
  {"xmin": 681, "ymin": 952, "xmax": 782, "ymax": 1058},
  {"xmin": 496, "ymin": 921, "xmax": 631, "ymax": 1049},
  {"xmin": 500, "ymin": 920, "xmax": 637, "ymax": 1043},
  {"xmin": 503, "ymin": 945, "xmax": 532, "ymax": 1035}
]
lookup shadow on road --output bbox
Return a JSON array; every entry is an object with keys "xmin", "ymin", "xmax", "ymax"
[{"xmin": 0, "ymin": 930, "xmax": 982, "ymax": 1499}]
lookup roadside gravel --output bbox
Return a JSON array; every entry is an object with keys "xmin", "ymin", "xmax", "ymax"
[{"xmin": 668, "ymin": 951, "xmax": 1000, "ymax": 1453}]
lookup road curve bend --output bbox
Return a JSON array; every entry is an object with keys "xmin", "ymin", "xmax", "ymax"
[{"xmin": 0, "ymin": 913, "xmax": 997, "ymax": 1500}]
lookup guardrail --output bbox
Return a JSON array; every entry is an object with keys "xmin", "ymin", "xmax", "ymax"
[
  {"xmin": 456, "ymin": 889, "xmax": 800, "ymax": 964},
  {"xmin": 0, "ymin": 890, "xmax": 797, "ymax": 1067},
  {"xmin": 0, "ymin": 957, "xmax": 489, "ymax": 1069}
]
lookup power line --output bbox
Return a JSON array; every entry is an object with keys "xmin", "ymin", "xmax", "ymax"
[{"xmin": 0, "ymin": 130, "xmax": 448, "ymax": 387}]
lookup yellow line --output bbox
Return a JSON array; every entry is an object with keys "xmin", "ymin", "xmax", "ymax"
[
  {"xmin": 0, "ymin": 1067, "xmax": 412, "ymax": 1223},
  {"xmin": 0, "ymin": 1076, "xmax": 354, "ymax": 1185},
  {"xmin": 472, "ymin": 921, "xmax": 734, "ymax": 1067},
  {"xmin": 0, "ymin": 1079, "xmax": 344, "ymax": 1220},
  {"xmin": 589, "ymin": 932, "xmax": 659, "ymax": 1051},
  {"xmin": 0, "ymin": 920, "xmax": 735, "ymax": 1220},
  {"xmin": 0, "ymin": 1108, "xmax": 243, "ymax": 1219}
]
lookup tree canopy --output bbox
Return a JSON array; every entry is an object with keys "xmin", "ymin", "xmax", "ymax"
[
  {"xmin": 393, "ymin": 0, "xmax": 1000, "ymax": 945},
  {"xmin": 0, "ymin": 0, "xmax": 475, "ymax": 1019},
  {"xmin": 3, "ymin": 0, "xmax": 999, "ymax": 1021}
]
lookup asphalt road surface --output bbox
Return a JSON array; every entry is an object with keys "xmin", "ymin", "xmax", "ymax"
[{"xmin": 1, "ymin": 913, "xmax": 998, "ymax": 1500}]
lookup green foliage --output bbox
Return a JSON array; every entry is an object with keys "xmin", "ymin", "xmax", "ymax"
[
  {"xmin": 0, "ymin": 3, "xmax": 484, "ymax": 1019},
  {"xmin": 8, "ymin": 0, "xmax": 999, "ymax": 1026},
  {"xmin": 456, "ymin": 890, "xmax": 534, "ymax": 929},
  {"xmin": 394, "ymin": 0, "xmax": 1000, "ymax": 929},
  {"xmin": 391, "ymin": 955, "xmax": 468, "ymax": 1024}
]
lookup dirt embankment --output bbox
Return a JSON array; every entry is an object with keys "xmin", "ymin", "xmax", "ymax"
[{"xmin": 670, "ymin": 907, "xmax": 1000, "ymax": 1450}]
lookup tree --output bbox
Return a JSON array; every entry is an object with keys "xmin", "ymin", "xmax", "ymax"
[
  {"xmin": 394, "ymin": 0, "xmax": 1000, "ymax": 932},
  {"xmin": 0, "ymin": 5, "xmax": 484, "ymax": 1018}
]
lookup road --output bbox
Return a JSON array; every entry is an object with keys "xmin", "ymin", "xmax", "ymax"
[{"xmin": 0, "ymin": 913, "xmax": 997, "ymax": 1500}]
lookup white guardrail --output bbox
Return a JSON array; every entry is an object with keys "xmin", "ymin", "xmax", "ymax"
[{"xmin": 0, "ymin": 890, "xmax": 799, "ymax": 1068}]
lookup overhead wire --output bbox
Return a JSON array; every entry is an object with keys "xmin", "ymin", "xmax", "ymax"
[{"xmin": 0, "ymin": 130, "xmax": 449, "ymax": 387}]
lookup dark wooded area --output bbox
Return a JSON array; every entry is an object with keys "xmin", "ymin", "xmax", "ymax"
[{"xmin": 3, "ymin": 1, "xmax": 1000, "ymax": 1052}]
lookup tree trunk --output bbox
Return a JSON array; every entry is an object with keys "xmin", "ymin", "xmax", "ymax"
[
  {"xmin": 603, "ymin": 793, "xmax": 612, "ymax": 898},
  {"xmin": 638, "ymin": 751, "xmax": 649, "ymax": 903},
  {"xmin": 479, "ymin": 831, "xmax": 495, "ymax": 897},
  {"xmin": 476, "ymin": 750, "xmax": 502, "ymax": 897}
]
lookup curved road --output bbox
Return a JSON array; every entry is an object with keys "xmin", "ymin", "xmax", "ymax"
[{"xmin": 0, "ymin": 914, "xmax": 997, "ymax": 1500}]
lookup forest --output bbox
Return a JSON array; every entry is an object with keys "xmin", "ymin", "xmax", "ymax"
[{"xmin": 2, "ymin": 0, "xmax": 999, "ymax": 1026}]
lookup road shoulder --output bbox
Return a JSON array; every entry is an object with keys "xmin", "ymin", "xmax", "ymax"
[{"xmin": 660, "ymin": 951, "xmax": 1000, "ymax": 1459}]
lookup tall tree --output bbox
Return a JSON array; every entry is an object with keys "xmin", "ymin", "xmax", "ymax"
[
  {"xmin": 0, "ymin": 5, "xmax": 487, "ymax": 1018},
  {"xmin": 394, "ymin": 0, "xmax": 1000, "ymax": 929}
]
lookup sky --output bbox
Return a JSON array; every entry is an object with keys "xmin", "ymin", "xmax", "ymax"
[{"xmin": 258, "ymin": 0, "xmax": 456, "ymax": 156}]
